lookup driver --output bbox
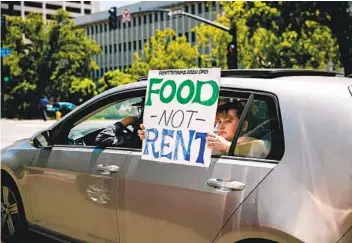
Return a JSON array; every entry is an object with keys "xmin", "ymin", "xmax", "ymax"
[{"xmin": 95, "ymin": 99, "xmax": 144, "ymax": 148}]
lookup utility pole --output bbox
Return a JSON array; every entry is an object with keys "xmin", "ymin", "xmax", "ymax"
[{"xmin": 168, "ymin": 9, "xmax": 238, "ymax": 69}]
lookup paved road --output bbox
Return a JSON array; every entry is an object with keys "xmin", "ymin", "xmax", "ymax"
[{"xmin": 1, "ymin": 119, "xmax": 57, "ymax": 149}]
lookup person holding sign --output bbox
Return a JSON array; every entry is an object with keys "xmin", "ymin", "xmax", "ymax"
[
  {"xmin": 138, "ymin": 100, "xmax": 270, "ymax": 159},
  {"xmin": 206, "ymin": 101, "xmax": 270, "ymax": 158}
]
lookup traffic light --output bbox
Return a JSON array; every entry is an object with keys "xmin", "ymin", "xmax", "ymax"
[
  {"xmin": 2, "ymin": 65, "xmax": 10, "ymax": 83},
  {"xmin": 108, "ymin": 7, "xmax": 118, "ymax": 30}
]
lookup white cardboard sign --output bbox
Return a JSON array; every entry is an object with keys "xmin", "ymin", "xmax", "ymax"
[{"xmin": 141, "ymin": 68, "xmax": 221, "ymax": 168}]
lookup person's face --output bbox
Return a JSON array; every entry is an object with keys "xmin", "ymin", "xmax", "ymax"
[{"xmin": 216, "ymin": 109, "xmax": 239, "ymax": 141}]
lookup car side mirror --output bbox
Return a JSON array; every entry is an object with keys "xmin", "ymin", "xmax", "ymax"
[{"xmin": 30, "ymin": 129, "xmax": 53, "ymax": 148}]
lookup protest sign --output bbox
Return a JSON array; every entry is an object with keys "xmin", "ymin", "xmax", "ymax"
[{"xmin": 142, "ymin": 68, "xmax": 221, "ymax": 168}]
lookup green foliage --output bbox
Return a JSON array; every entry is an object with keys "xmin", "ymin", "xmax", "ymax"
[
  {"xmin": 130, "ymin": 28, "xmax": 199, "ymax": 76},
  {"xmin": 195, "ymin": 1, "xmax": 343, "ymax": 71},
  {"xmin": 2, "ymin": 10, "xmax": 101, "ymax": 118},
  {"xmin": 97, "ymin": 69, "xmax": 137, "ymax": 93}
]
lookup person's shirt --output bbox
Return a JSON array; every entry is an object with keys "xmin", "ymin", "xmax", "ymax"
[
  {"xmin": 212, "ymin": 136, "xmax": 270, "ymax": 159},
  {"xmin": 95, "ymin": 121, "xmax": 142, "ymax": 148}
]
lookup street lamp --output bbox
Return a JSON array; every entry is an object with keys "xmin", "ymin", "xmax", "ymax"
[{"xmin": 168, "ymin": 9, "xmax": 238, "ymax": 69}]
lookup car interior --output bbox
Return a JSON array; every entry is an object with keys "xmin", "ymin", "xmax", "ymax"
[{"xmin": 65, "ymin": 93, "xmax": 279, "ymax": 160}]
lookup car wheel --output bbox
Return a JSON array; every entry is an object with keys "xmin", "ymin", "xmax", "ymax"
[{"xmin": 1, "ymin": 177, "xmax": 27, "ymax": 242}]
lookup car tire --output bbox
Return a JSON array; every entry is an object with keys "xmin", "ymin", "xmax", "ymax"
[{"xmin": 1, "ymin": 175, "xmax": 28, "ymax": 243}]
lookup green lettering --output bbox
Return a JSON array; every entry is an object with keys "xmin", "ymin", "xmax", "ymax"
[
  {"xmin": 176, "ymin": 79, "xmax": 195, "ymax": 105},
  {"xmin": 146, "ymin": 78, "xmax": 163, "ymax": 106},
  {"xmin": 160, "ymin": 80, "xmax": 176, "ymax": 104},
  {"xmin": 193, "ymin": 80, "xmax": 219, "ymax": 106}
]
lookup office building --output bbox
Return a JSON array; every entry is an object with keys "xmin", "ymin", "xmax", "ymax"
[
  {"xmin": 74, "ymin": 1, "xmax": 223, "ymax": 81},
  {"xmin": 1, "ymin": 1, "xmax": 100, "ymax": 19}
]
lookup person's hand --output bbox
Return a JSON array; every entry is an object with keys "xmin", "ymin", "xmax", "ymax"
[
  {"xmin": 206, "ymin": 133, "xmax": 231, "ymax": 153},
  {"xmin": 137, "ymin": 124, "xmax": 146, "ymax": 140},
  {"xmin": 120, "ymin": 116, "xmax": 138, "ymax": 127}
]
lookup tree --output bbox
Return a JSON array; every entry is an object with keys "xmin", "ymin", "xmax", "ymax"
[
  {"xmin": 244, "ymin": 1, "xmax": 351, "ymax": 76},
  {"xmin": 2, "ymin": 10, "xmax": 101, "ymax": 118},
  {"xmin": 130, "ymin": 28, "xmax": 199, "ymax": 77},
  {"xmin": 97, "ymin": 69, "xmax": 136, "ymax": 93},
  {"xmin": 195, "ymin": 1, "xmax": 343, "ymax": 72}
]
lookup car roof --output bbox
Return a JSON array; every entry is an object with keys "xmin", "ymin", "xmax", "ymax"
[{"xmin": 97, "ymin": 69, "xmax": 350, "ymax": 98}]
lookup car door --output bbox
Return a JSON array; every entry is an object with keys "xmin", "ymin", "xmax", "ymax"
[
  {"xmin": 28, "ymin": 91, "xmax": 146, "ymax": 242},
  {"xmin": 117, "ymin": 89, "xmax": 285, "ymax": 243}
]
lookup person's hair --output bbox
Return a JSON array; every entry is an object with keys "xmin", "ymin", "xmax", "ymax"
[{"xmin": 217, "ymin": 101, "xmax": 245, "ymax": 119}]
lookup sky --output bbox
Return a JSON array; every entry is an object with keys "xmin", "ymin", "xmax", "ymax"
[{"xmin": 100, "ymin": 1, "xmax": 140, "ymax": 11}]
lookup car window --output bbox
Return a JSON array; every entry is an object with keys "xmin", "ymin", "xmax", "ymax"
[
  {"xmin": 216, "ymin": 91, "xmax": 284, "ymax": 161},
  {"xmin": 67, "ymin": 97, "xmax": 143, "ymax": 147}
]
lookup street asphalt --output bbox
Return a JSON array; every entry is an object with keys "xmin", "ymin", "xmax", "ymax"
[{"xmin": 1, "ymin": 119, "xmax": 57, "ymax": 149}]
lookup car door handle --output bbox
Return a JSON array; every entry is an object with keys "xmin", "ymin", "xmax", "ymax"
[
  {"xmin": 207, "ymin": 178, "xmax": 245, "ymax": 192},
  {"xmin": 96, "ymin": 164, "xmax": 119, "ymax": 175}
]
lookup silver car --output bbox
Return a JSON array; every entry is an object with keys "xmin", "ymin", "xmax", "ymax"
[{"xmin": 1, "ymin": 70, "xmax": 351, "ymax": 243}]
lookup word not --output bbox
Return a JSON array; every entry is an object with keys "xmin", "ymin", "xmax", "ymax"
[
  {"xmin": 143, "ymin": 128, "xmax": 207, "ymax": 164},
  {"xmin": 158, "ymin": 109, "xmax": 199, "ymax": 128},
  {"xmin": 146, "ymin": 78, "xmax": 219, "ymax": 106}
]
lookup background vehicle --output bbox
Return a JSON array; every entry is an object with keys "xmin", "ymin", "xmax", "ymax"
[
  {"xmin": 1, "ymin": 70, "xmax": 351, "ymax": 243},
  {"xmin": 46, "ymin": 102, "xmax": 77, "ymax": 117}
]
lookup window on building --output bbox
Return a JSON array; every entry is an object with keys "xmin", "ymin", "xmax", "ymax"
[
  {"xmin": 66, "ymin": 6, "xmax": 81, "ymax": 13},
  {"xmin": 191, "ymin": 32, "xmax": 196, "ymax": 42},
  {"xmin": 109, "ymin": 45, "xmax": 112, "ymax": 53},
  {"xmin": 139, "ymin": 40, "xmax": 142, "ymax": 49},
  {"xmin": 160, "ymin": 12, "xmax": 164, "ymax": 21},
  {"xmin": 123, "ymin": 22, "xmax": 126, "ymax": 29},
  {"xmin": 138, "ymin": 16, "xmax": 141, "ymax": 25},
  {"xmin": 84, "ymin": 9, "xmax": 91, "ymax": 14},
  {"xmin": 84, "ymin": 1, "xmax": 91, "ymax": 4},
  {"xmin": 104, "ymin": 46, "xmax": 107, "ymax": 54},
  {"xmin": 149, "ymin": 14, "xmax": 153, "ymax": 23},
  {"xmin": 46, "ymin": 3, "xmax": 62, "ymax": 10},
  {"xmin": 128, "ymin": 20, "xmax": 131, "ymax": 28},
  {"xmin": 144, "ymin": 39, "xmax": 147, "ymax": 44},
  {"xmin": 198, "ymin": 3, "xmax": 202, "ymax": 14},
  {"xmin": 144, "ymin": 15, "xmax": 147, "ymax": 24},
  {"xmin": 24, "ymin": 1, "xmax": 42, "ymax": 8},
  {"xmin": 133, "ymin": 17, "xmax": 136, "ymax": 27},
  {"xmin": 104, "ymin": 23, "xmax": 107, "ymax": 32},
  {"xmin": 105, "ymin": 67, "xmax": 108, "ymax": 72},
  {"xmin": 133, "ymin": 41, "xmax": 137, "ymax": 51},
  {"xmin": 191, "ymin": 4, "xmax": 195, "ymax": 14},
  {"xmin": 86, "ymin": 27, "xmax": 90, "ymax": 35},
  {"xmin": 128, "ymin": 42, "xmax": 131, "ymax": 51},
  {"xmin": 154, "ymin": 13, "xmax": 158, "ymax": 22},
  {"xmin": 91, "ymin": 26, "xmax": 94, "ymax": 34},
  {"xmin": 123, "ymin": 43, "xmax": 127, "ymax": 52},
  {"xmin": 119, "ymin": 43, "xmax": 122, "ymax": 52},
  {"xmin": 185, "ymin": 5, "xmax": 189, "ymax": 13},
  {"xmin": 95, "ymin": 25, "xmax": 98, "ymax": 33},
  {"xmin": 114, "ymin": 44, "xmax": 117, "ymax": 53},
  {"xmin": 184, "ymin": 32, "xmax": 189, "ymax": 42},
  {"xmin": 100, "ymin": 24, "xmax": 102, "ymax": 33},
  {"xmin": 212, "ymin": 1, "xmax": 216, "ymax": 11},
  {"xmin": 205, "ymin": 2, "xmax": 209, "ymax": 12}
]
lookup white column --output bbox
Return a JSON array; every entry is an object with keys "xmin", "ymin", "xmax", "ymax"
[
  {"xmin": 81, "ymin": 0, "xmax": 84, "ymax": 16},
  {"xmin": 62, "ymin": 0, "xmax": 66, "ymax": 10},
  {"xmin": 42, "ymin": 1, "xmax": 46, "ymax": 20},
  {"xmin": 21, "ymin": 1, "xmax": 24, "ymax": 19}
]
